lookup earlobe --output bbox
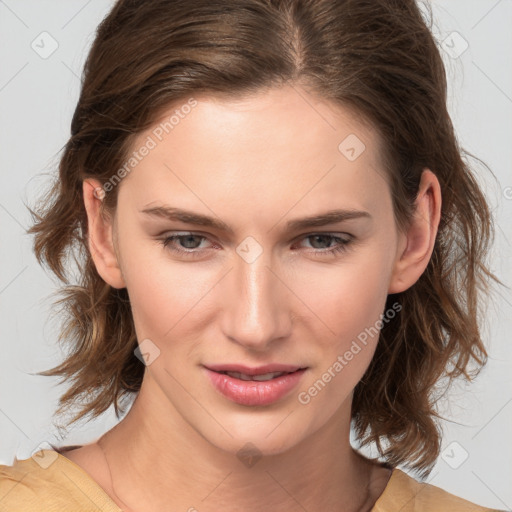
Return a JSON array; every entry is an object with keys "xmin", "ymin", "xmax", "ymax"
[
  {"xmin": 82, "ymin": 179, "xmax": 126, "ymax": 289},
  {"xmin": 388, "ymin": 169, "xmax": 442, "ymax": 294}
]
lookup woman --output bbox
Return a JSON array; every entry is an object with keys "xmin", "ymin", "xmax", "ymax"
[{"xmin": 0, "ymin": 0, "xmax": 504, "ymax": 511}]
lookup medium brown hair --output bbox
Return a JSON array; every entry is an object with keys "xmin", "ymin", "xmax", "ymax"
[{"xmin": 28, "ymin": 0, "xmax": 500, "ymax": 478}]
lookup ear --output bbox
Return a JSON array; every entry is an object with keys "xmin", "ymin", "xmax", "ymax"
[
  {"xmin": 388, "ymin": 169, "xmax": 442, "ymax": 294},
  {"xmin": 82, "ymin": 178, "xmax": 126, "ymax": 289}
]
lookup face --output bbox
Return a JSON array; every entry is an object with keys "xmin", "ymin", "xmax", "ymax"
[{"xmin": 88, "ymin": 85, "xmax": 412, "ymax": 457}]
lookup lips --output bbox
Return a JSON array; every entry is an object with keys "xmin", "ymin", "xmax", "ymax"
[
  {"xmin": 203, "ymin": 364, "xmax": 308, "ymax": 406},
  {"xmin": 204, "ymin": 363, "xmax": 305, "ymax": 375}
]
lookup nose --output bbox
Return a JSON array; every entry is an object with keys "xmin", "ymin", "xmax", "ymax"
[{"xmin": 220, "ymin": 250, "xmax": 293, "ymax": 352}]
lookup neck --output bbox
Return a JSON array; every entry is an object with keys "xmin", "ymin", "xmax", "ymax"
[{"xmin": 97, "ymin": 374, "xmax": 386, "ymax": 512}]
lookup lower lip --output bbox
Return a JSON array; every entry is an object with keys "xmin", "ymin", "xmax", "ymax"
[{"xmin": 204, "ymin": 367, "xmax": 307, "ymax": 406}]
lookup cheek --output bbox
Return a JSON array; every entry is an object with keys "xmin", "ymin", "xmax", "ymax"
[
  {"xmin": 305, "ymin": 250, "xmax": 393, "ymax": 349},
  {"xmin": 116, "ymin": 236, "xmax": 190, "ymax": 336},
  {"xmin": 296, "ymin": 254, "xmax": 393, "ymax": 412},
  {"xmin": 119, "ymin": 238, "xmax": 222, "ymax": 346}
]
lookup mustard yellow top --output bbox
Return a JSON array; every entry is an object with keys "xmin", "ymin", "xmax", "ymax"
[{"xmin": 0, "ymin": 449, "xmax": 504, "ymax": 511}]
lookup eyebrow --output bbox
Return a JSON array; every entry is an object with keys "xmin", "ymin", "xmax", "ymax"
[{"xmin": 140, "ymin": 205, "xmax": 371, "ymax": 234}]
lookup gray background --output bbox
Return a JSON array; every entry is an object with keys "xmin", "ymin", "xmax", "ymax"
[{"xmin": 0, "ymin": 1, "xmax": 511, "ymax": 509}]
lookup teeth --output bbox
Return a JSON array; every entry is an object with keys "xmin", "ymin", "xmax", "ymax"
[{"xmin": 225, "ymin": 371, "xmax": 287, "ymax": 381}]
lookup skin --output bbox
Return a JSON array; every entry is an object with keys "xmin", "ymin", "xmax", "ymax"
[{"xmin": 66, "ymin": 85, "xmax": 441, "ymax": 512}]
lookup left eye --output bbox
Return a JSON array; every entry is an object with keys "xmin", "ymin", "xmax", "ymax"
[
  {"xmin": 298, "ymin": 233, "xmax": 351, "ymax": 250},
  {"xmin": 160, "ymin": 232, "xmax": 353, "ymax": 258}
]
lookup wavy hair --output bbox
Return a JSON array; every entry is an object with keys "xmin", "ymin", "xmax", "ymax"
[{"xmin": 27, "ymin": 0, "xmax": 500, "ymax": 478}]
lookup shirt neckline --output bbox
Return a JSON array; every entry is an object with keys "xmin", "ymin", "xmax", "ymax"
[
  {"xmin": 46, "ymin": 449, "xmax": 123, "ymax": 511},
  {"xmin": 51, "ymin": 449, "xmax": 402, "ymax": 511}
]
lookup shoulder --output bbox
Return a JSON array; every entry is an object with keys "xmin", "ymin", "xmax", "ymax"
[
  {"xmin": 0, "ymin": 449, "xmax": 121, "ymax": 512},
  {"xmin": 372, "ymin": 468, "xmax": 505, "ymax": 512}
]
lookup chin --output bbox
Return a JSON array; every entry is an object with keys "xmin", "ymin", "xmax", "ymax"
[
  {"xmin": 211, "ymin": 433, "xmax": 301, "ymax": 465},
  {"xmin": 194, "ymin": 410, "xmax": 311, "ymax": 462}
]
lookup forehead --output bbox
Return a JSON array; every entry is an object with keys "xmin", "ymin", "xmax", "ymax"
[{"xmin": 119, "ymin": 85, "xmax": 390, "ymax": 216}]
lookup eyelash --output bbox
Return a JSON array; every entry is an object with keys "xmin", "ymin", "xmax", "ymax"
[{"xmin": 160, "ymin": 232, "xmax": 353, "ymax": 259}]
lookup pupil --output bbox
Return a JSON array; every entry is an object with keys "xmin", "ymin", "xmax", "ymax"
[
  {"xmin": 182, "ymin": 235, "xmax": 200, "ymax": 249},
  {"xmin": 311, "ymin": 235, "xmax": 331, "ymax": 249}
]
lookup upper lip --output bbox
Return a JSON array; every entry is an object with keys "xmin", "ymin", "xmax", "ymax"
[{"xmin": 204, "ymin": 363, "xmax": 307, "ymax": 375}]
